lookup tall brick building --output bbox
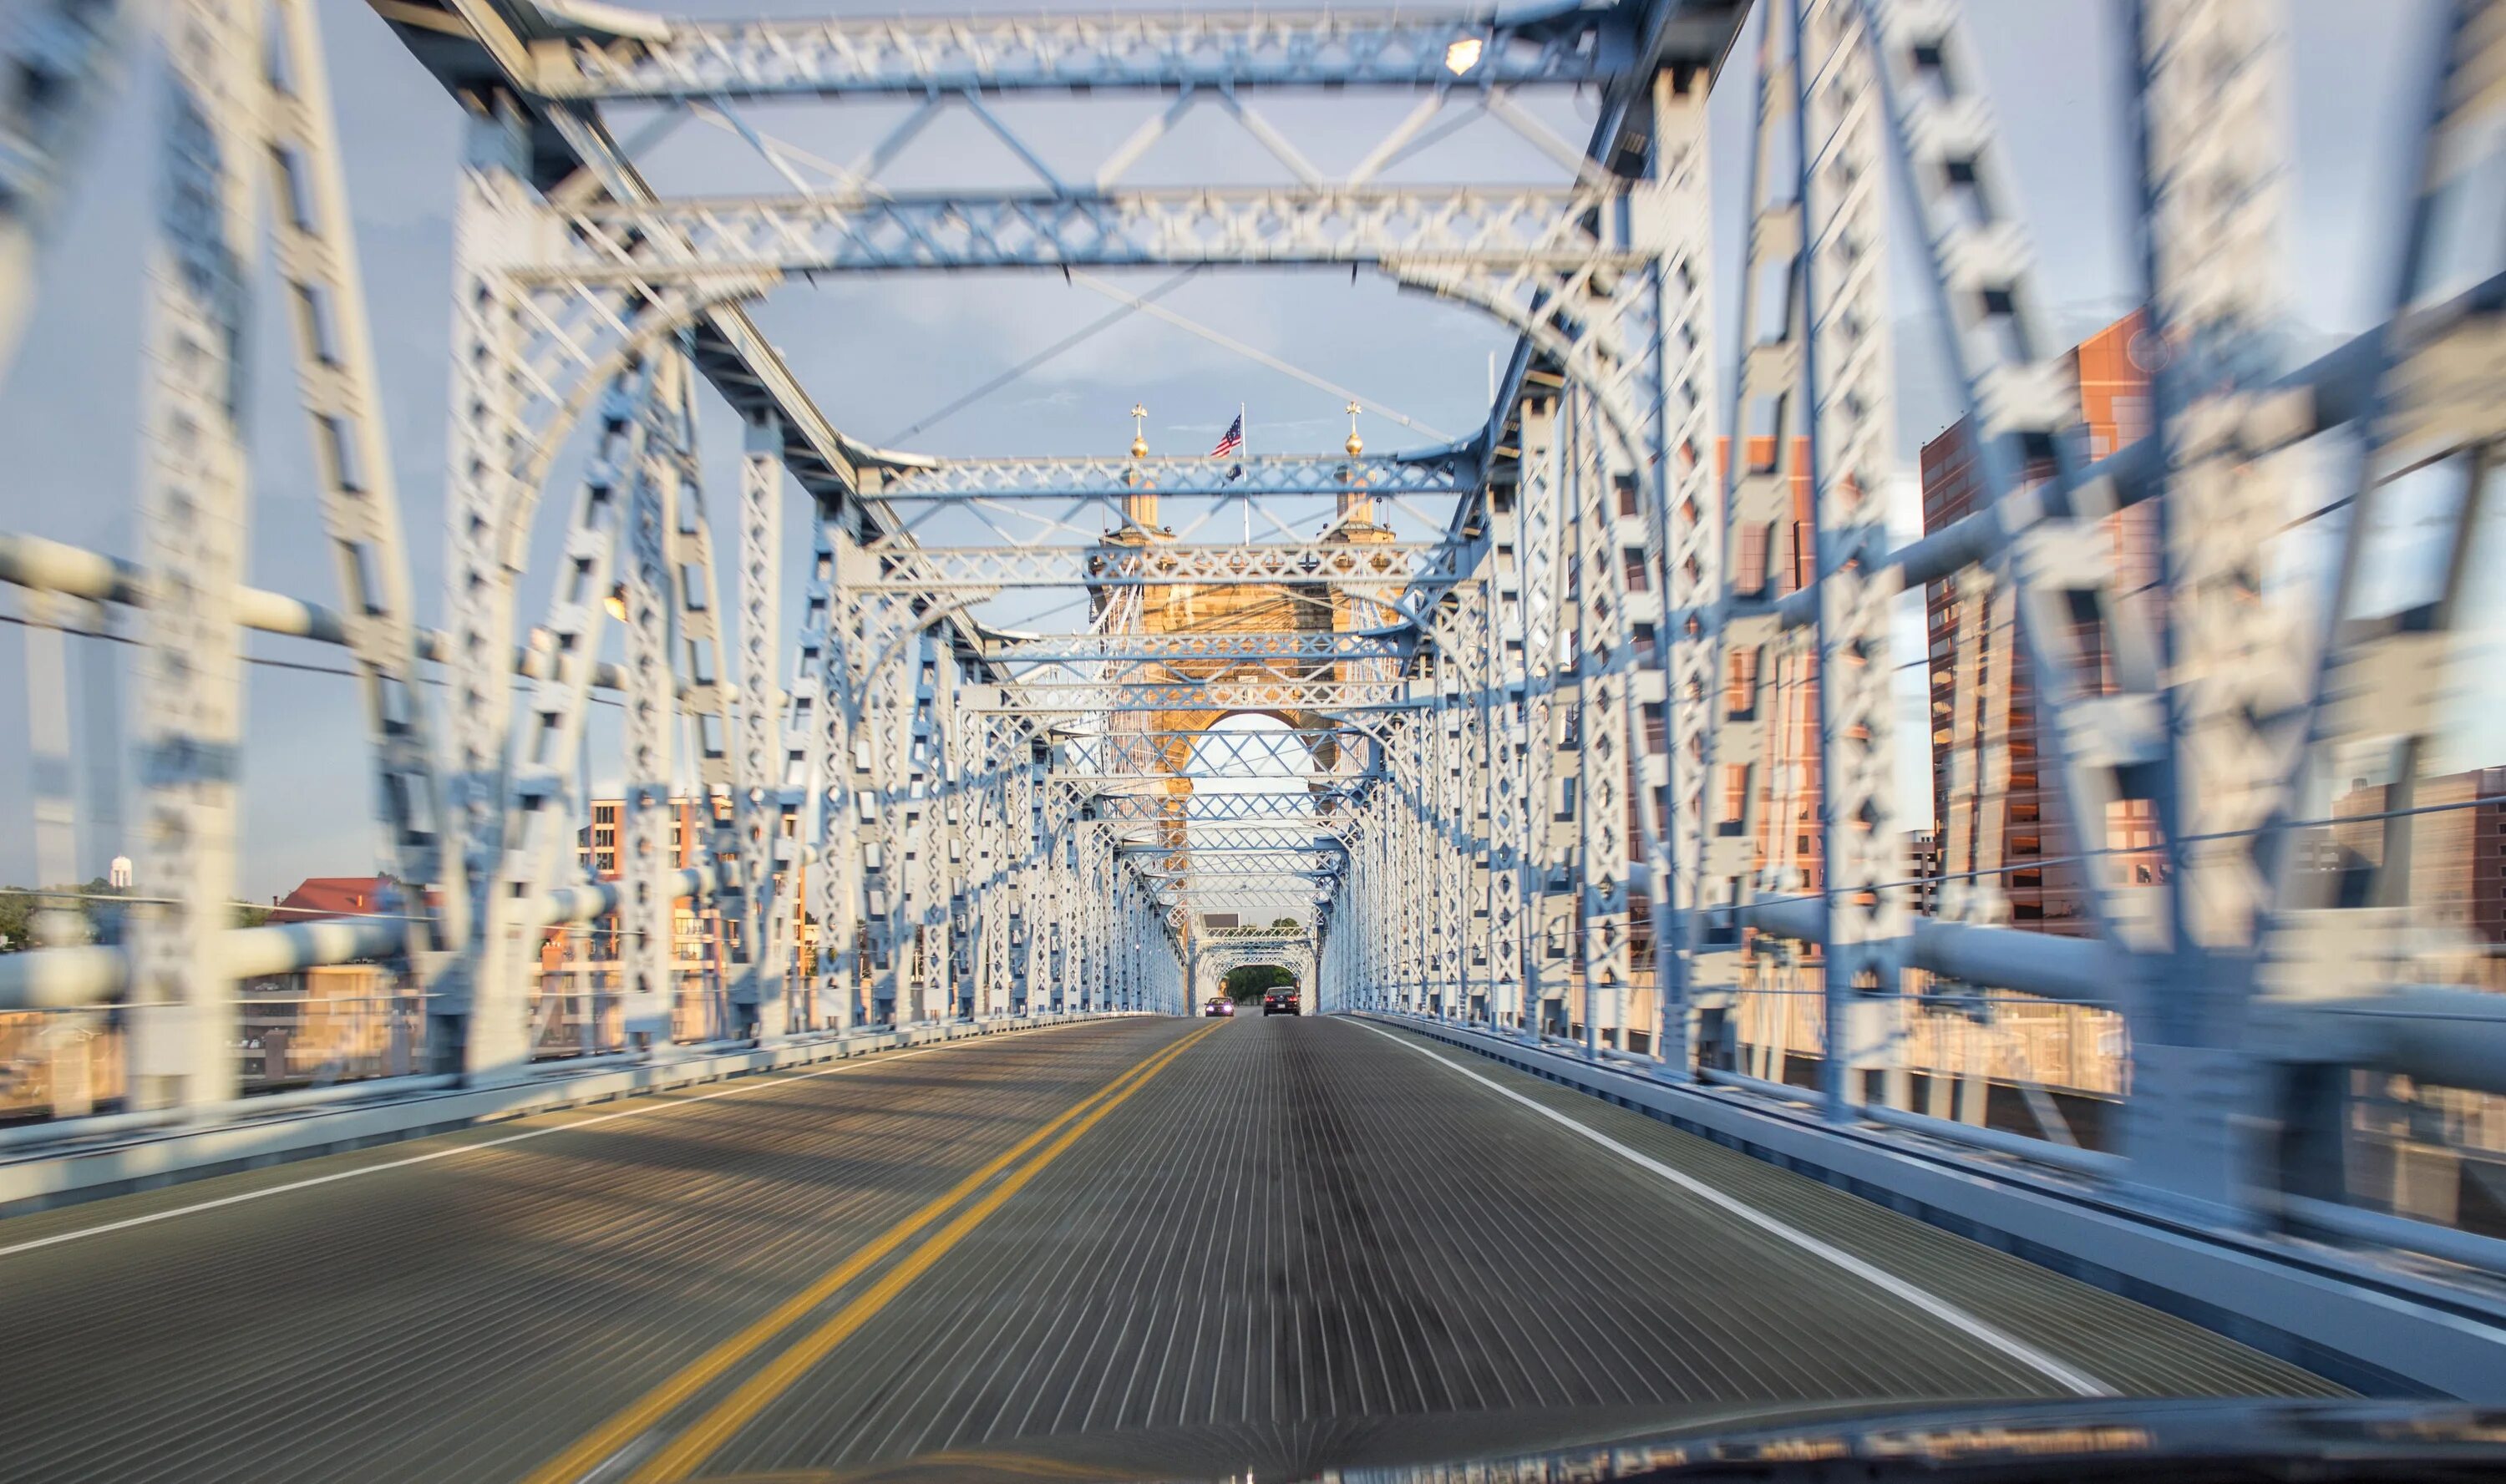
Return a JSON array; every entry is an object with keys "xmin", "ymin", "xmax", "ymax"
[
  {"xmin": 1918, "ymin": 313, "xmax": 2162, "ymax": 933},
  {"xmin": 1714, "ymin": 434, "xmax": 1822, "ymax": 907},
  {"xmin": 550, "ymin": 795, "xmax": 739, "ymax": 1044}
]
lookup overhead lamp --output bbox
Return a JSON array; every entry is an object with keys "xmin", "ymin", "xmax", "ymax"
[
  {"xmin": 1444, "ymin": 37, "xmax": 1484, "ymax": 75},
  {"xmin": 603, "ymin": 582, "xmax": 629, "ymax": 622}
]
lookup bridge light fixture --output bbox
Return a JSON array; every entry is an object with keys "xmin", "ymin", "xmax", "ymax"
[
  {"xmin": 1444, "ymin": 37, "xmax": 1483, "ymax": 74},
  {"xmin": 603, "ymin": 582, "xmax": 629, "ymax": 621}
]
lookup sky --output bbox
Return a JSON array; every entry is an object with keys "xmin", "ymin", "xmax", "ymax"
[{"xmin": 0, "ymin": 0, "xmax": 2488, "ymax": 904}]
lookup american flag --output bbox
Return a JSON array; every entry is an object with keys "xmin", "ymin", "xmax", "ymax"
[{"xmin": 1209, "ymin": 413, "xmax": 1244, "ymax": 459}]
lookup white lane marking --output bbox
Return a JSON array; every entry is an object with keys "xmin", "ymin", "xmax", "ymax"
[
  {"xmin": 1352, "ymin": 1020, "xmax": 2114, "ymax": 1397},
  {"xmin": 0, "ymin": 1026, "xmax": 1097, "ymax": 1261}
]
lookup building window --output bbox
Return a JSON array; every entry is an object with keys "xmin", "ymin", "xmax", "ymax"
[
  {"xmin": 1721, "ymin": 764, "xmax": 1751, "ymax": 824},
  {"xmin": 1726, "ymin": 646, "xmax": 1761, "ymax": 714},
  {"xmin": 1736, "ymin": 523, "xmax": 1772, "ymax": 595},
  {"xmin": 2110, "ymin": 394, "xmax": 2149, "ymax": 443}
]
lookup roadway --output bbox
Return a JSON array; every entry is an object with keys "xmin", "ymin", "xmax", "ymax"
[{"xmin": 0, "ymin": 1013, "xmax": 2337, "ymax": 1482}]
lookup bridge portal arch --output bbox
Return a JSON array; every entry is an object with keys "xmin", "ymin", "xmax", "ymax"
[{"xmin": 1194, "ymin": 938, "xmax": 1316, "ymax": 1005}]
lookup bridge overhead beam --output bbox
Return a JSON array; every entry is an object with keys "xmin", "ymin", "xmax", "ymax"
[
  {"xmin": 525, "ymin": 186, "xmax": 1641, "ymax": 280},
  {"xmin": 981, "ymin": 677, "xmax": 1419, "ymax": 715},
  {"xmin": 1081, "ymin": 789, "xmax": 1355, "ymax": 816},
  {"xmin": 851, "ymin": 540, "xmax": 1470, "ymax": 592},
  {"xmin": 1112, "ymin": 822, "xmax": 1352, "ymax": 848},
  {"xmin": 982, "ymin": 631, "xmax": 1413, "ymax": 668},
  {"xmin": 868, "ymin": 453, "xmax": 1474, "ymax": 502},
  {"xmin": 368, "ymin": 3, "xmax": 867, "ymax": 509},
  {"xmin": 521, "ymin": 4, "xmax": 1635, "ymax": 100}
]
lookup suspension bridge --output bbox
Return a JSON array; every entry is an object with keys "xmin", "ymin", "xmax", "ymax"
[{"xmin": 1, "ymin": 0, "xmax": 2503, "ymax": 1478}]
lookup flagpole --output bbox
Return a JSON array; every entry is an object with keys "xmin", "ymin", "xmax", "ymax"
[{"xmin": 1239, "ymin": 401, "xmax": 1250, "ymax": 544}]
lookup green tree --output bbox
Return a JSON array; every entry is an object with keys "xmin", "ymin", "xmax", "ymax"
[
  {"xmin": 0, "ymin": 877, "xmax": 126, "ymax": 951},
  {"xmin": 1222, "ymin": 963, "xmax": 1295, "ymax": 1001}
]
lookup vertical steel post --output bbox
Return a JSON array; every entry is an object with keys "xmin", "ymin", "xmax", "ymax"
[
  {"xmin": 1514, "ymin": 391, "xmax": 1569, "ymax": 1041},
  {"xmin": 438, "ymin": 94, "xmax": 534, "ymax": 1073},
  {"xmin": 127, "ymin": 0, "xmax": 260, "ymax": 1112},
  {"xmin": 264, "ymin": 0, "xmax": 467, "ymax": 1003},
  {"xmin": 620, "ymin": 357, "xmax": 682, "ymax": 1050},
  {"xmin": 1639, "ymin": 65, "xmax": 1721, "ymax": 1080},
  {"xmin": 1705, "ymin": 6, "xmax": 1812, "ymax": 1086},
  {"xmin": 806, "ymin": 524, "xmax": 861, "ymax": 1033},
  {"xmin": 1570, "ymin": 387, "xmax": 1634, "ymax": 1056},
  {"xmin": 736, "ymin": 413, "xmax": 791, "ymax": 1039},
  {"xmin": 2125, "ymin": 0, "xmax": 2296, "ymax": 1213},
  {"xmin": 1794, "ymin": 0, "xmax": 1905, "ymax": 1118},
  {"xmin": 1482, "ymin": 467, "xmax": 1529, "ymax": 1030}
]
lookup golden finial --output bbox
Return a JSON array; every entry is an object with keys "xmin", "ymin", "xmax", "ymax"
[
  {"xmin": 1343, "ymin": 400, "xmax": 1364, "ymax": 457},
  {"xmin": 1129, "ymin": 402, "xmax": 1149, "ymax": 459}
]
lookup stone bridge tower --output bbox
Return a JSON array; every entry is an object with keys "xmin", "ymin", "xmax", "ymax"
[{"xmin": 1090, "ymin": 406, "xmax": 1402, "ymax": 864}]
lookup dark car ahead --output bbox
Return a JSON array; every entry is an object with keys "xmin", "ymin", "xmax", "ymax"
[
  {"xmin": 1261, "ymin": 988, "xmax": 1300, "ymax": 1016},
  {"xmin": 1202, "ymin": 996, "xmax": 1234, "ymax": 1017}
]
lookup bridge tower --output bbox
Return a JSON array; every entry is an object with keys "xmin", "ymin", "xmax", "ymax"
[{"xmin": 1087, "ymin": 410, "xmax": 1393, "ymax": 897}]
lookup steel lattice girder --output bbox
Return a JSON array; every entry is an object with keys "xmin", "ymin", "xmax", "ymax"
[
  {"xmin": 258, "ymin": 0, "xmax": 471, "ymax": 990},
  {"xmin": 1084, "ymin": 793, "xmax": 1354, "ymax": 823},
  {"xmin": 525, "ymin": 186, "xmax": 1644, "ymax": 281},
  {"xmin": 1797, "ymin": 0, "xmax": 1906, "ymax": 1093},
  {"xmin": 982, "ymin": 656, "xmax": 1393, "ymax": 691},
  {"xmin": 1053, "ymin": 727, "xmax": 1371, "ymax": 767},
  {"xmin": 1105, "ymin": 818, "xmax": 1357, "ymax": 843},
  {"xmin": 371, "ymin": 6, "xmax": 870, "ymax": 510},
  {"xmin": 1046, "ymin": 771, "xmax": 1358, "ymax": 786},
  {"xmin": 995, "ymin": 651, "xmax": 1399, "ymax": 686},
  {"xmin": 1197, "ymin": 931, "xmax": 1309, "ymax": 950},
  {"xmin": 1128, "ymin": 861, "xmax": 1332, "ymax": 883},
  {"xmin": 525, "ymin": 4, "xmax": 1626, "ymax": 100},
  {"xmin": 866, "ymin": 453, "xmax": 1474, "ymax": 500},
  {"xmin": 1199, "ymin": 951, "xmax": 1312, "ymax": 975},
  {"xmin": 1053, "ymin": 740, "xmax": 1374, "ymax": 787},
  {"xmin": 127, "ymin": 0, "xmax": 259, "ymax": 1110},
  {"xmin": 853, "ymin": 539, "xmax": 1469, "ymax": 590},
  {"xmin": 981, "ymin": 629, "xmax": 1413, "ymax": 666},
  {"xmin": 977, "ymin": 676, "xmax": 1417, "ymax": 714},
  {"xmin": 1122, "ymin": 828, "xmax": 1350, "ymax": 853},
  {"xmin": 1127, "ymin": 843, "xmax": 1354, "ymax": 867}
]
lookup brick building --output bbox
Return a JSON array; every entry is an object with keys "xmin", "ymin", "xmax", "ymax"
[
  {"xmin": 545, "ymin": 796, "xmax": 739, "ymax": 1044},
  {"xmin": 1918, "ymin": 312, "xmax": 2163, "ymax": 934},
  {"xmin": 1714, "ymin": 433, "xmax": 1823, "ymax": 908},
  {"xmin": 558, "ymin": 794, "xmax": 819, "ymax": 1036}
]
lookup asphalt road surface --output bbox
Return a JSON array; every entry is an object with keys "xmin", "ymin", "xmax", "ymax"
[{"xmin": 0, "ymin": 1014, "xmax": 2336, "ymax": 1482}]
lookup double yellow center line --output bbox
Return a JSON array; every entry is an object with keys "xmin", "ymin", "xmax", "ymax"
[{"xmin": 523, "ymin": 1021, "xmax": 1224, "ymax": 1484}]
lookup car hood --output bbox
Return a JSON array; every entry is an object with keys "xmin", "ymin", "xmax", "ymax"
[{"xmin": 703, "ymin": 1397, "xmax": 2506, "ymax": 1483}]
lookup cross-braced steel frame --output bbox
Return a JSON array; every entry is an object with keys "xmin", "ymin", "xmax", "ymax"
[{"xmin": 3, "ymin": 0, "xmax": 2503, "ymax": 1285}]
